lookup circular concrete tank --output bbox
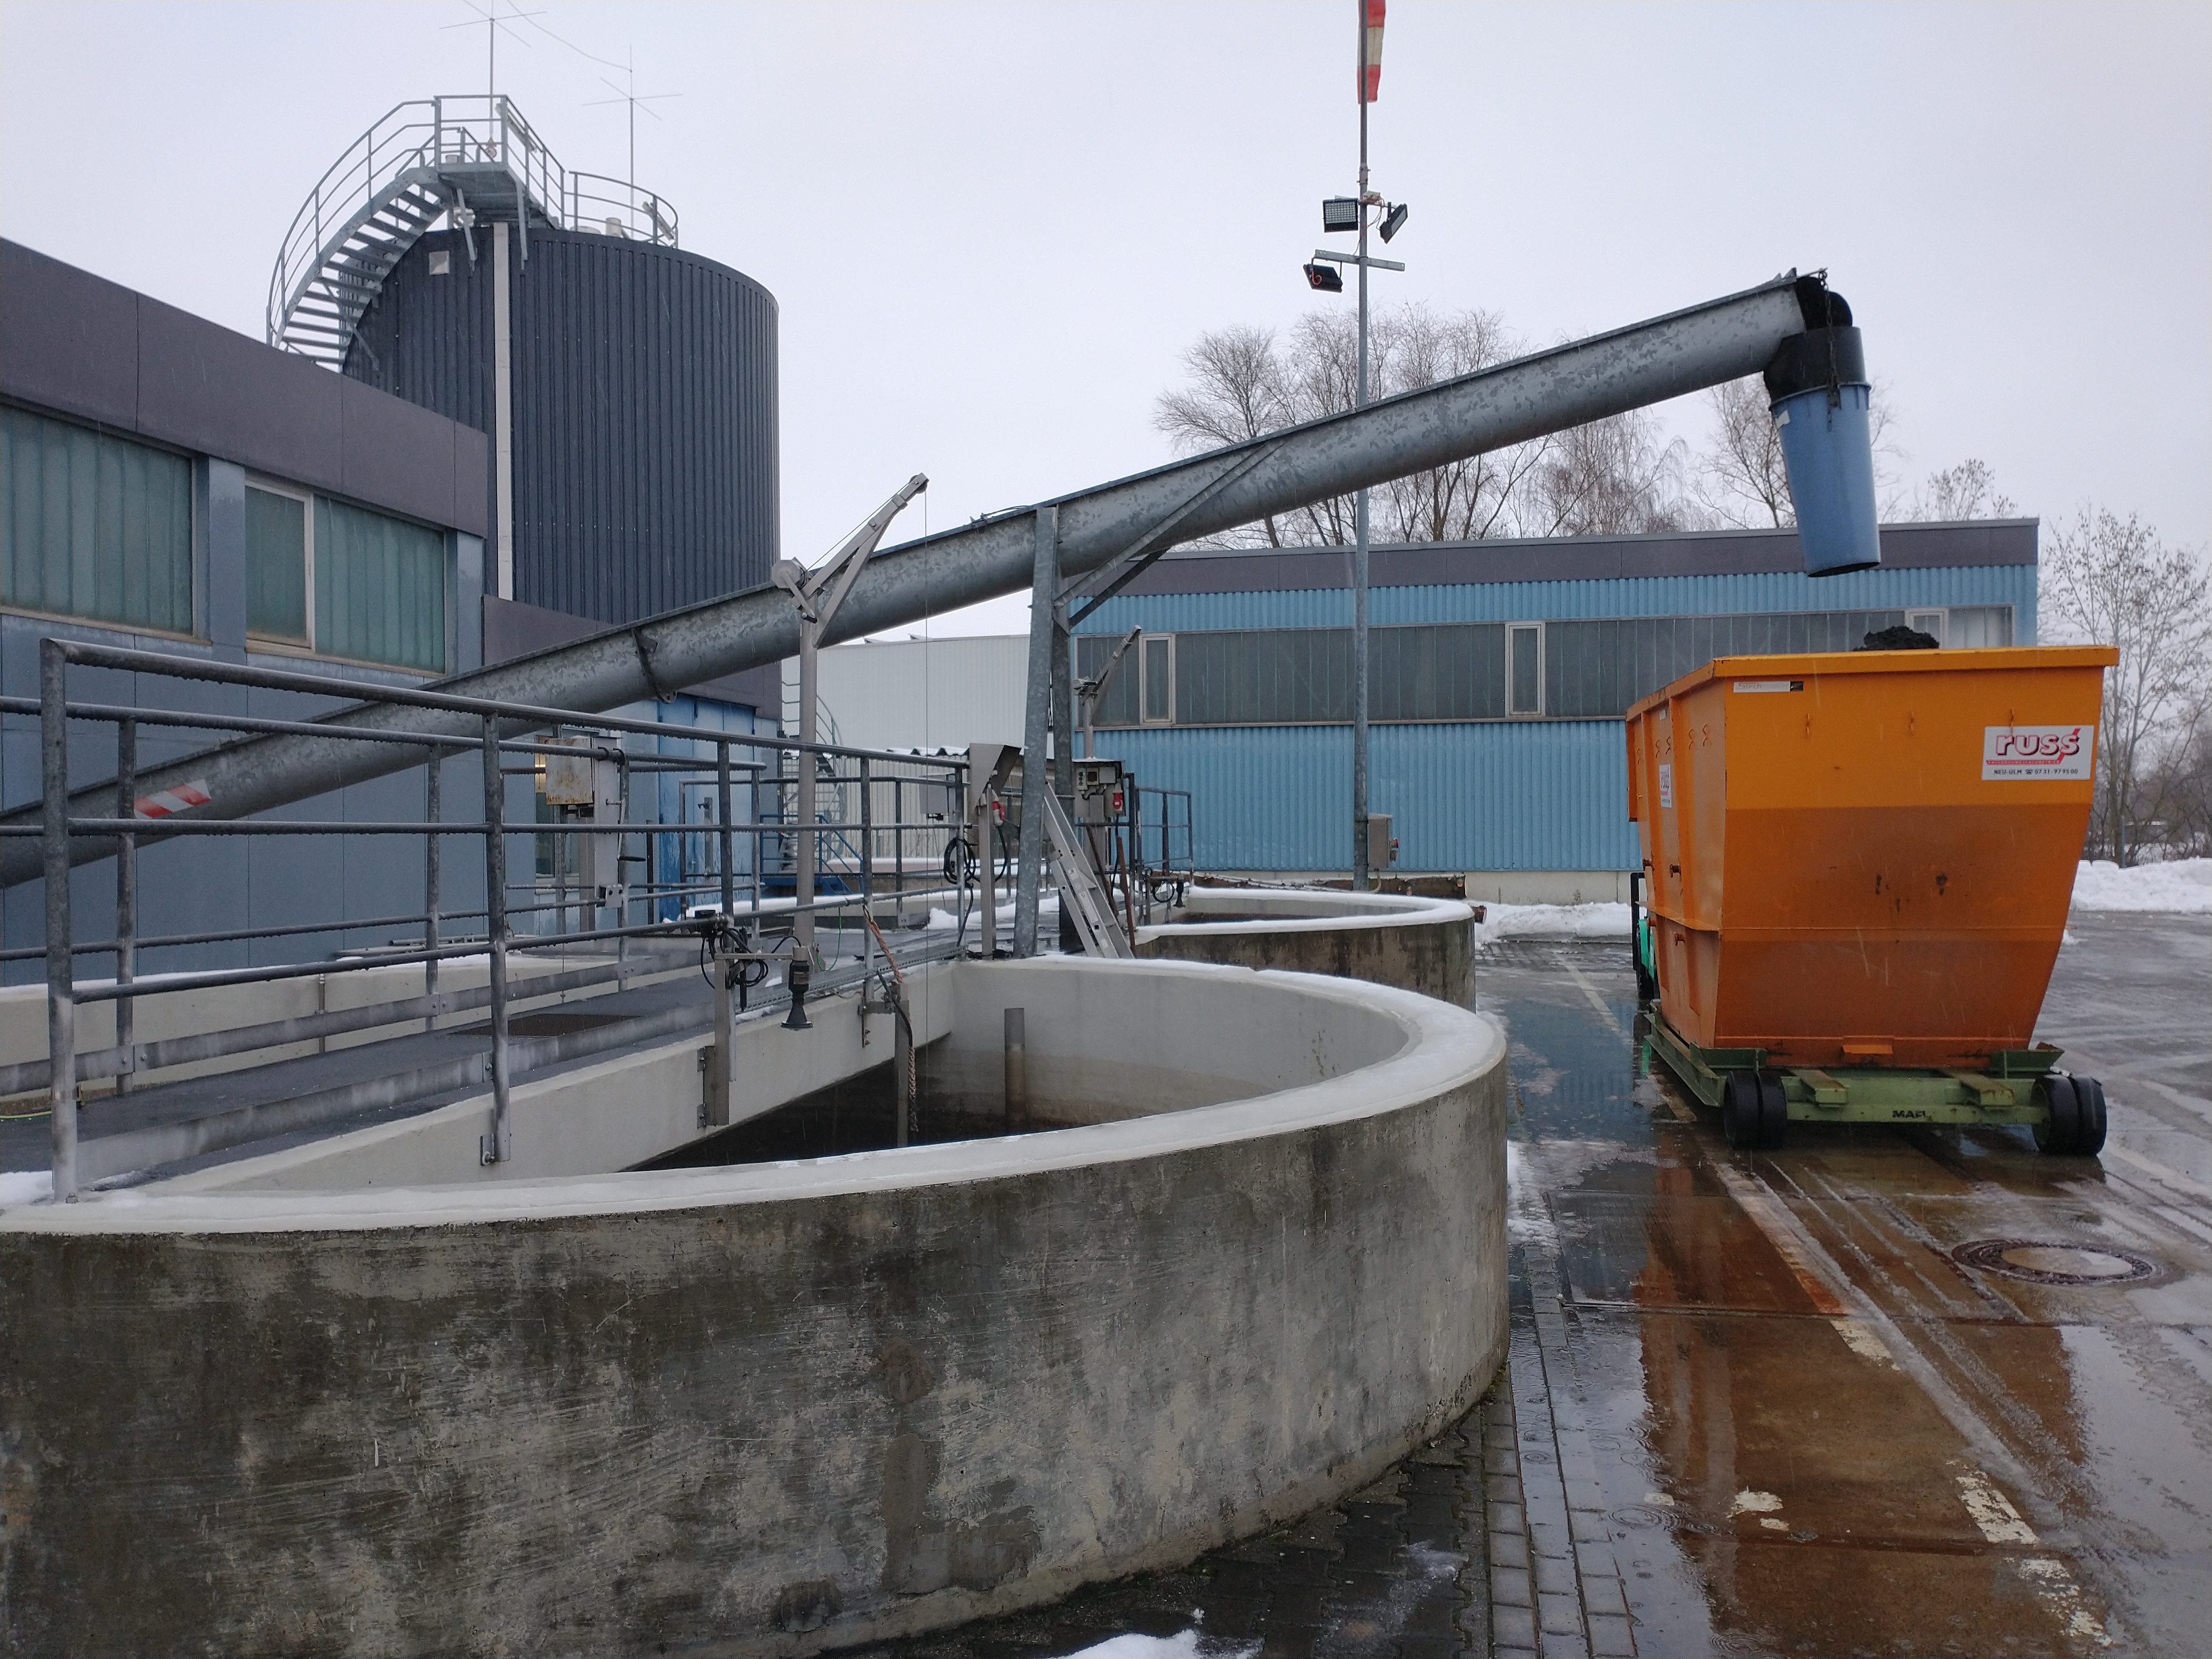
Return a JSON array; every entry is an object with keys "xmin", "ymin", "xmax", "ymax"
[
  {"xmin": 1137, "ymin": 886, "xmax": 1477, "ymax": 1007},
  {"xmin": 0, "ymin": 958, "xmax": 1506, "ymax": 1657}
]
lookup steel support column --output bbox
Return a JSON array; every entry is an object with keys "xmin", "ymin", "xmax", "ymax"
[{"xmin": 1015, "ymin": 506, "xmax": 1058, "ymax": 956}]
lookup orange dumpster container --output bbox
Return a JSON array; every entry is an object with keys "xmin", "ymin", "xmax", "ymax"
[{"xmin": 1624, "ymin": 645, "xmax": 2116, "ymax": 1070}]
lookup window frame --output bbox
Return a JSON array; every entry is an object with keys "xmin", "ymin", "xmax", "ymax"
[
  {"xmin": 241, "ymin": 479, "xmax": 450, "ymax": 675},
  {"xmin": 243, "ymin": 476, "xmax": 316, "ymax": 654},
  {"xmin": 1140, "ymin": 632, "xmax": 1176, "ymax": 726},
  {"xmin": 1506, "ymin": 622, "xmax": 1544, "ymax": 718},
  {"xmin": 1907, "ymin": 608, "xmax": 1947, "ymax": 646},
  {"xmin": 0, "ymin": 400, "xmax": 200, "ymax": 640}
]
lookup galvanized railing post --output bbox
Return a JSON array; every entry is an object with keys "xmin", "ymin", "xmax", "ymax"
[
  {"xmin": 480, "ymin": 718, "xmax": 513, "ymax": 1165},
  {"xmin": 114, "ymin": 714, "xmax": 136, "ymax": 1094},
  {"xmin": 716, "ymin": 741, "xmax": 734, "ymax": 921},
  {"xmin": 423, "ymin": 753, "xmax": 441, "ymax": 1033},
  {"xmin": 41, "ymin": 640, "xmax": 77, "ymax": 1201},
  {"xmin": 859, "ymin": 756, "xmax": 874, "ymax": 984},
  {"xmin": 892, "ymin": 775, "xmax": 905, "ymax": 929}
]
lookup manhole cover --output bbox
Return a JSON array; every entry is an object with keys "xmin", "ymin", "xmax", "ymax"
[{"xmin": 1950, "ymin": 1238, "xmax": 2158, "ymax": 1286}]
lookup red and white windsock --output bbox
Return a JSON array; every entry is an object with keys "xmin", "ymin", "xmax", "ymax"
[{"xmin": 1358, "ymin": 0, "xmax": 1386, "ymax": 103}]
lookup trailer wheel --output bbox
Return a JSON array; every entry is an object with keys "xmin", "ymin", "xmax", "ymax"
[
  {"xmin": 1757, "ymin": 1073, "xmax": 1790, "ymax": 1150},
  {"xmin": 2072, "ymin": 1076, "xmax": 2108, "ymax": 1157},
  {"xmin": 1722, "ymin": 1073, "xmax": 1764, "ymax": 1150},
  {"xmin": 2034, "ymin": 1074, "xmax": 2082, "ymax": 1155}
]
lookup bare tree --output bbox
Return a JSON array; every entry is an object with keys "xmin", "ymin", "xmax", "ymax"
[
  {"xmin": 1527, "ymin": 407, "xmax": 1691, "ymax": 537},
  {"xmin": 2042, "ymin": 506, "xmax": 2212, "ymax": 865},
  {"xmin": 1152, "ymin": 325, "xmax": 1293, "ymax": 546},
  {"xmin": 1371, "ymin": 305, "xmax": 1551, "ymax": 542},
  {"xmin": 1695, "ymin": 376, "xmax": 1794, "ymax": 528},
  {"xmin": 1154, "ymin": 302, "xmax": 1605, "ymax": 547},
  {"xmin": 2138, "ymin": 720, "xmax": 2212, "ymax": 858},
  {"xmin": 1910, "ymin": 457, "xmax": 2017, "ymax": 521}
]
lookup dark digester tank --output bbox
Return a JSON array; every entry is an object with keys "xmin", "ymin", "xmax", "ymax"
[{"xmin": 344, "ymin": 227, "xmax": 778, "ymax": 625}]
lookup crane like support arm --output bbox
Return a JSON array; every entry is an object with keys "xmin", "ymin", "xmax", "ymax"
[
  {"xmin": 5, "ymin": 270, "xmax": 1837, "ymax": 889},
  {"xmin": 776, "ymin": 473, "xmax": 930, "ymax": 631}
]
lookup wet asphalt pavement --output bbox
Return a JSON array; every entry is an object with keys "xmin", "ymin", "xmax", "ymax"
[{"xmin": 875, "ymin": 911, "xmax": 2209, "ymax": 1659}]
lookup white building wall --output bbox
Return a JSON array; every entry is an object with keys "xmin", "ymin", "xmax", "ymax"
[{"xmin": 782, "ymin": 635, "xmax": 1029, "ymax": 752}]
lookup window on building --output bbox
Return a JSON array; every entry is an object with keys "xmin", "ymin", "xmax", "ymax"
[
  {"xmin": 244, "ymin": 484, "xmax": 447, "ymax": 672},
  {"xmin": 1945, "ymin": 605, "xmax": 2014, "ymax": 648},
  {"xmin": 1078, "ymin": 603, "xmax": 2015, "ymax": 729},
  {"xmin": 314, "ymin": 497, "xmax": 446, "ymax": 672},
  {"xmin": 1141, "ymin": 633, "xmax": 1175, "ymax": 724},
  {"xmin": 1908, "ymin": 609, "xmax": 1946, "ymax": 645},
  {"xmin": 1508, "ymin": 624, "xmax": 1543, "ymax": 717},
  {"xmin": 246, "ymin": 485, "xmax": 310, "ymax": 645},
  {"xmin": 1, "ymin": 405, "xmax": 194, "ymax": 634}
]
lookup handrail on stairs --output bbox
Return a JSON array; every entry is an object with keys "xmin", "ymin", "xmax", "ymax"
[{"xmin": 266, "ymin": 94, "xmax": 680, "ymax": 364}]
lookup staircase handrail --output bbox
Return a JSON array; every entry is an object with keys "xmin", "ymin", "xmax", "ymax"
[
  {"xmin": 266, "ymin": 99, "xmax": 443, "ymax": 348},
  {"xmin": 266, "ymin": 95, "xmax": 682, "ymax": 357}
]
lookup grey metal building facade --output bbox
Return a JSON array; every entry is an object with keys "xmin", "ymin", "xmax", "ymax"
[
  {"xmin": 1074, "ymin": 523, "xmax": 2039, "ymax": 891},
  {"xmin": 0, "ymin": 238, "xmax": 493, "ymax": 980}
]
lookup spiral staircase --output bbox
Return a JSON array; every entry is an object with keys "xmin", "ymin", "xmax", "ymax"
[{"xmin": 265, "ymin": 95, "xmax": 678, "ymax": 369}]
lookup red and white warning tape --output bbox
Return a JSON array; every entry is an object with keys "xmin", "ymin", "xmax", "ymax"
[{"xmin": 133, "ymin": 780, "xmax": 212, "ymax": 819}]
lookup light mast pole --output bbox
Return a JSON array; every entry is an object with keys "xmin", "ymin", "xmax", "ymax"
[{"xmin": 1351, "ymin": 3, "xmax": 1374, "ymax": 892}]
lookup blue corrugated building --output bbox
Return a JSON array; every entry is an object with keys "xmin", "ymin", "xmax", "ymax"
[{"xmin": 1073, "ymin": 522, "xmax": 2037, "ymax": 899}]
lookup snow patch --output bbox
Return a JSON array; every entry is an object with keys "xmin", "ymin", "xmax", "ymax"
[
  {"xmin": 1473, "ymin": 901, "xmax": 1631, "ymax": 949},
  {"xmin": 0, "ymin": 1169, "xmax": 53, "ymax": 1208},
  {"xmin": 2069, "ymin": 857, "xmax": 2212, "ymax": 913},
  {"xmin": 1047, "ymin": 1633, "xmax": 1255, "ymax": 1659}
]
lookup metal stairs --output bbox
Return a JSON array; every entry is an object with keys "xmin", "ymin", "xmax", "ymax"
[{"xmin": 267, "ymin": 95, "xmax": 679, "ymax": 369}]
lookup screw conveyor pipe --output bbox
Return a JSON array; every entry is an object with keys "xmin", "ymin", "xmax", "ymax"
[{"xmin": 4, "ymin": 271, "xmax": 1828, "ymax": 889}]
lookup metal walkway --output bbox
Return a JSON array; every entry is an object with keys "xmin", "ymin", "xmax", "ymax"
[{"xmin": 1, "ymin": 926, "xmax": 969, "ymax": 1190}]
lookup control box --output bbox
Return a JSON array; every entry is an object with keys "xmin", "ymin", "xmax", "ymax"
[{"xmin": 1364, "ymin": 812, "xmax": 1398, "ymax": 871}]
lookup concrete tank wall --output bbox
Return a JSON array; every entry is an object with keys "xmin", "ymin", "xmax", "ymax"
[
  {"xmin": 0, "ymin": 958, "xmax": 1506, "ymax": 1658},
  {"xmin": 1136, "ymin": 887, "xmax": 1477, "ymax": 1008}
]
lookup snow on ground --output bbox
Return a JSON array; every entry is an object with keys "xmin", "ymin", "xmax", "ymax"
[
  {"xmin": 1046, "ymin": 1633, "xmax": 1253, "ymax": 1659},
  {"xmin": 2069, "ymin": 857, "xmax": 2212, "ymax": 914},
  {"xmin": 0, "ymin": 1169, "xmax": 54, "ymax": 1208},
  {"xmin": 1472, "ymin": 900, "xmax": 1631, "ymax": 949}
]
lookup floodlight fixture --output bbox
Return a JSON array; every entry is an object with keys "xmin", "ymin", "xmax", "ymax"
[
  {"xmin": 1304, "ymin": 262, "xmax": 1345, "ymax": 293},
  {"xmin": 1322, "ymin": 196, "xmax": 1361, "ymax": 234},
  {"xmin": 1379, "ymin": 202, "xmax": 1409, "ymax": 243}
]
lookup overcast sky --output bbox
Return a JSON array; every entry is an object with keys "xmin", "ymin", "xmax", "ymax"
[{"xmin": 3, "ymin": 1, "xmax": 2205, "ymax": 637}]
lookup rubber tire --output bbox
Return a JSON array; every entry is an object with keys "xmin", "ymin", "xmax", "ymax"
[
  {"xmin": 1757, "ymin": 1073, "xmax": 1791, "ymax": 1150},
  {"xmin": 2035, "ymin": 1074, "xmax": 2081, "ymax": 1155},
  {"xmin": 1722, "ymin": 1072, "xmax": 1764, "ymax": 1151},
  {"xmin": 2073, "ymin": 1076, "xmax": 2108, "ymax": 1157}
]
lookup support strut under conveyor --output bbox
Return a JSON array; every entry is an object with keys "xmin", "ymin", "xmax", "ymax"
[{"xmin": 5, "ymin": 271, "xmax": 1817, "ymax": 889}]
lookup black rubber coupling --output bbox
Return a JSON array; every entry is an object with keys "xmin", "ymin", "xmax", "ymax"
[{"xmin": 1764, "ymin": 324, "xmax": 1867, "ymax": 404}]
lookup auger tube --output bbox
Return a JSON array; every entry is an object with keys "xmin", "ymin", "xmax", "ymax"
[{"xmin": 4, "ymin": 271, "xmax": 1824, "ymax": 889}]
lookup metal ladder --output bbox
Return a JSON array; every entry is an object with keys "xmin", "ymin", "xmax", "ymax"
[{"xmin": 1035, "ymin": 789, "xmax": 1130, "ymax": 958}]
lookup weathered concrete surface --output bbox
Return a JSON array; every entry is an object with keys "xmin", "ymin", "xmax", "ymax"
[
  {"xmin": 0, "ymin": 958, "xmax": 1507, "ymax": 1658},
  {"xmin": 1136, "ymin": 887, "xmax": 1476, "ymax": 1009}
]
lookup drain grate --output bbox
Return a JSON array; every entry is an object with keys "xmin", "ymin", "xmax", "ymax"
[{"xmin": 1950, "ymin": 1238, "xmax": 2158, "ymax": 1286}]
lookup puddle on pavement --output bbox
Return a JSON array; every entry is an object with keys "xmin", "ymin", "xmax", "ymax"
[{"xmin": 1489, "ymin": 938, "xmax": 2170, "ymax": 1655}]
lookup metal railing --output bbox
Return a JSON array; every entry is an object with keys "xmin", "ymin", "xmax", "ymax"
[
  {"xmin": 14, "ymin": 639, "xmax": 963, "ymax": 1201},
  {"xmin": 267, "ymin": 94, "xmax": 680, "ymax": 356}
]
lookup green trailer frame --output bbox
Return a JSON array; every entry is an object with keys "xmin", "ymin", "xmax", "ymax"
[
  {"xmin": 1642, "ymin": 1010, "xmax": 2063, "ymax": 1128},
  {"xmin": 1625, "ymin": 876, "xmax": 2104, "ymax": 1154}
]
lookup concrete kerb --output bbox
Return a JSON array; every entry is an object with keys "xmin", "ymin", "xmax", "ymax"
[
  {"xmin": 1136, "ymin": 885, "xmax": 1478, "ymax": 1008},
  {"xmin": 1, "ymin": 956, "xmax": 1510, "ymax": 1659}
]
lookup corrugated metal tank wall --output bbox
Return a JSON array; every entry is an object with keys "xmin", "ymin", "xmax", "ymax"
[{"xmin": 345, "ymin": 227, "xmax": 778, "ymax": 626}]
